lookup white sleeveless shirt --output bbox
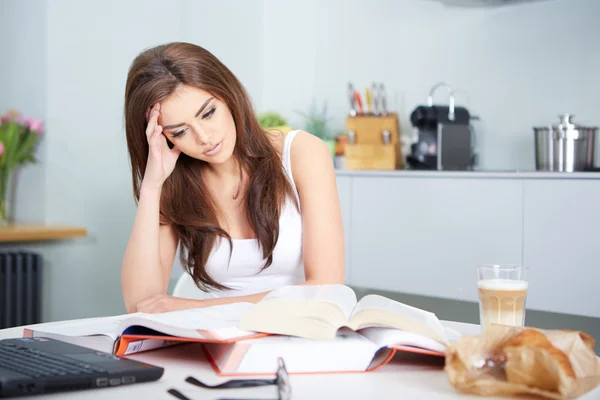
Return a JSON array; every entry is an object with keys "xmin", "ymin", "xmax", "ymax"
[{"xmin": 198, "ymin": 130, "xmax": 305, "ymax": 298}]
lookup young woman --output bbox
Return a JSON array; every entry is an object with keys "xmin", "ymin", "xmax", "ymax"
[{"xmin": 121, "ymin": 42, "xmax": 344, "ymax": 313}]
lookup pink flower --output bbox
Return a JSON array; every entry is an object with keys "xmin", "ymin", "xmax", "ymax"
[
  {"xmin": 17, "ymin": 116, "xmax": 33, "ymax": 127},
  {"xmin": 14, "ymin": 116, "xmax": 44, "ymax": 134},
  {"xmin": 28, "ymin": 119, "xmax": 44, "ymax": 134},
  {"xmin": 0, "ymin": 141, "xmax": 4, "ymax": 157}
]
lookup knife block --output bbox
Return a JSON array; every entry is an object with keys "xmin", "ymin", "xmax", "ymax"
[{"xmin": 343, "ymin": 113, "xmax": 403, "ymax": 170}]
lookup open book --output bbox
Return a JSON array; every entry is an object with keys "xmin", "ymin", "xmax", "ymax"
[
  {"xmin": 239, "ymin": 284, "xmax": 452, "ymax": 344},
  {"xmin": 203, "ymin": 284, "xmax": 460, "ymax": 375},
  {"xmin": 24, "ymin": 303, "xmax": 264, "ymax": 356}
]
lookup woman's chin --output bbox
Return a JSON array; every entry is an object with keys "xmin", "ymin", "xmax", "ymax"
[
  {"xmin": 201, "ymin": 150, "xmax": 233, "ymax": 165},
  {"xmin": 185, "ymin": 143, "xmax": 234, "ymax": 164}
]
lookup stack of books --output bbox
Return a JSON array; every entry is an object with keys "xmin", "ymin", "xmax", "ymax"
[{"xmin": 24, "ymin": 284, "xmax": 461, "ymax": 375}]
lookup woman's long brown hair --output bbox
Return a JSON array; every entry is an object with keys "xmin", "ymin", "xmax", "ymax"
[{"xmin": 124, "ymin": 42, "xmax": 297, "ymax": 292}]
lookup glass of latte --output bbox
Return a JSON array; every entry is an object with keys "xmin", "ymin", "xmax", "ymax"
[{"xmin": 477, "ymin": 264, "xmax": 528, "ymax": 331}]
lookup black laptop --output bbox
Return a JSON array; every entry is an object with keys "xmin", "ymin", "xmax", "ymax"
[{"xmin": 0, "ymin": 337, "xmax": 164, "ymax": 397}]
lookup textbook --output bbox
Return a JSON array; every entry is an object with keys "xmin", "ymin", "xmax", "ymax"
[
  {"xmin": 24, "ymin": 303, "xmax": 265, "ymax": 357},
  {"xmin": 203, "ymin": 325, "xmax": 460, "ymax": 376},
  {"xmin": 239, "ymin": 284, "xmax": 452, "ymax": 344},
  {"xmin": 201, "ymin": 284, "xmax": 461, "ymax": 375}
]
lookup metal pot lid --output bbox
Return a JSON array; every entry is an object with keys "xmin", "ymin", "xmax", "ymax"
[{"xmin": 533, "ymin": 114, "xmax": 597, "ymax": 140}]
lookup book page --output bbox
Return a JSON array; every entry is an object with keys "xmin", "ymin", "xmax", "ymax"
[
  {"xmin": 206, "ymin": 328, "xmax": 382, "ymax": 374},
  {"xmin": 120, "ymin": 302, "xmax": 257, "ymax": 340},
  {"xmin": 261, "ymin": 284, "xmax": 357, "ymax": 319},
  {"xmin": 30, "ymin": 314, "xmax": 136, "ymax": 340},
  {"xmin": 359, "ymin": 327, "xmax": 446, "ymax": 354},
  {"xmin": 348, "ymin": 295, "xmax": 448, "ymax": 344},
  {"xmin": 443, "ymin": 325, "xmax": 463, "ymax": 343}
]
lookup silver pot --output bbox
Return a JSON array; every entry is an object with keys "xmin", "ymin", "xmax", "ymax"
[{"xmin": 534, "ymin": 114, "xmax": 598, "ymax": 172}]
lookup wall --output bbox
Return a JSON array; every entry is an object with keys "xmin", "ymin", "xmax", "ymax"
[
  {"xmin": 0, "ymin": 0, "xmax": 47, "ymax": 223},
  {"xmin": 260, "ymin": 0, "xmax": 600, "ymax": 171}
]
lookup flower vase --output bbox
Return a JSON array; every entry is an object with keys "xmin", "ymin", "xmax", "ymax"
[{"xmin": 0, "ymin": 171, "xmax": 14, "ymax": 226}]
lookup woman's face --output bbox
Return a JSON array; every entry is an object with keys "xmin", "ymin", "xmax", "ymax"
[{"xmin": 158, "ymin": 85, "xmax": 236, "ymax": 164}]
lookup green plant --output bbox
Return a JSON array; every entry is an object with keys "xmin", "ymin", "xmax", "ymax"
[
  {"xmin": 257, "ymin": 111, "xmax": 288, "ymax": 129},
  {"xmin": 295, "ymin": 100, "xmax": 332, "ymax": 141}
]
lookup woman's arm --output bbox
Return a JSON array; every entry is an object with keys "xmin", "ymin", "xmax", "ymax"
[
  {"xmin": 289, "ymin": 130, "xmax": 345, "ymax": 283},
  {"xmin": 136, "ymin": 130, "xmax": 345, "ymax": 313},
  {"xmin": 121, "ymin": 185, "xmax": 179, "ymax": 313},
  {"xmin": 122, "ymin": 103, "xmax": 181, "ymax": 313}
]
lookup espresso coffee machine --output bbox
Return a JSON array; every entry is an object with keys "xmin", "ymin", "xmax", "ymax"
[{"xmin": 407, "ymin": 82, "xmax": 477, "ymax": 170}]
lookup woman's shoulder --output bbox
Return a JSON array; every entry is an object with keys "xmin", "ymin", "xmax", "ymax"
[
  {"xmin": 284, "ymin": 130, "xmax": 330, "ymax": 158},
  {"xmin": 265, "ymin": 129, "xmax": 287, "ymax": 156},
  {"xmin": 286, "ymin": 130, "xmax": 333, "ymax": 183},
  {"xmin": 266, "ymin": 129, "xmax": 326, "ymax": 155}
]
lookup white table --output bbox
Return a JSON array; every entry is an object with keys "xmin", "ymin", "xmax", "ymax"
[{"xmin": 1, "ymin": 320, "xmax": 599, "ymax": 399}]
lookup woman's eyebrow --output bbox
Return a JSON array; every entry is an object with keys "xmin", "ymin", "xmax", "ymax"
[{"xmin": 163, "ymin": 97, "xmax": 214, "ymax": 130}]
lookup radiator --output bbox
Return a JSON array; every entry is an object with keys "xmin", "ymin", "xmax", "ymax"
[{"xmin": 0, "ymin": 251, "xmax": 43, "ymax": 329}]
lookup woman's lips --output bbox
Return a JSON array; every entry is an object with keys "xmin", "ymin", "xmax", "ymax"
[{"xmin": 204, "ymin": 140, "xmax": 223, "ymax": 155}]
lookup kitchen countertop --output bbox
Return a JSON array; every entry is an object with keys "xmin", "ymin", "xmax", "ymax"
[{"xmin": 335, "ymin": 169, "xmax": 600, "ymax": 179}]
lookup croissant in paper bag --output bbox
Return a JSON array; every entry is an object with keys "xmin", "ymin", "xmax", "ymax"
[{"xmin": 445, "ymin": 326, "xmax": 600, "ymax": 400}]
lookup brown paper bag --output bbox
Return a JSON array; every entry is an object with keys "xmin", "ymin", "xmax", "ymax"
[{"xmin": 445, "ymin": 325, "xmax": 600, "ymax": 399}]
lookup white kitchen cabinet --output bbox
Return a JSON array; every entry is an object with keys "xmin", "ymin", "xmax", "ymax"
[
  {"xmin": 523, "ymin": 180, "xmax": 600, "ymax": 318},
  {"xmin": 347, "ymin": 176, "xmax": 524, "ymax": 303}
]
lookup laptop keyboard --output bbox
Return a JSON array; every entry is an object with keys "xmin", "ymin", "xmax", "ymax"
[{"xmin": 0, "ymin": 341, "xmax": 108, "ymax": 379}]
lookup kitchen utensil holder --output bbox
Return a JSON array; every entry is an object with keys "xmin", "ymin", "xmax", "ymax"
[{"xmin": 344, "ymin": 112, "xmax": 402, "ymax": 170}]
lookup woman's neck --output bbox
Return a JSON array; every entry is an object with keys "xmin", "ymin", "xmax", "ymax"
[
  {"xmin": 206, "ymin": 156, "xmax": 240, "ymax": 180},
  {"xmin": 204, "ymin": 156, "xmax": 245, "ymax": 200}
]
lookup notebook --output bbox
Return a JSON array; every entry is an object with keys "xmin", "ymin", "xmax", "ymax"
[{"xmin": 24, "ymin": 303, "xmax": 265, "ymax": 357}]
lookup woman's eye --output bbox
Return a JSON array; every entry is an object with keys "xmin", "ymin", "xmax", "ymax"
[
  {"xmin": 172, "ymin": 129, "xmax": 186, "ymax": 138},
  {"xmin": 202, "ymin": 107, "xmax": 216, "ymax": 119}
]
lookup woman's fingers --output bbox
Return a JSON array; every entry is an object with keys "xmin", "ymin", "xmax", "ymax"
[{"xmin": 145, "ymin": 103, "xmax": 160, "ymax": 141}]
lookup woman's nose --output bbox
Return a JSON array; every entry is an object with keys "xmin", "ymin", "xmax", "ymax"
[{"xmin": 190, "ymin": 124, "xmax": 213, "ymax": 145}]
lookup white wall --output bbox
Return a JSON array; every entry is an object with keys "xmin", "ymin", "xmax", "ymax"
[
  {"xmin": 0, "ymin": 0, "xmax": 47, "ymax": 223},
  {"xmin": 260, "ymin": 0, "xmax": 600, "ymax": 171},
  {"xmin": 2, "ymin": 0, "xmax": 598, "ymax": 321},
  {"xmin": 180, "ymin": 1, "xmax": 265, "ymax": 109}
]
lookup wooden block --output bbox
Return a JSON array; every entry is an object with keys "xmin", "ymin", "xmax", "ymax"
[
  {"xmin": 344, "ymin": 113, "xmax": 403, "ymax": 170},
  {"xmin": 344, "ymin": 144, "xmax": 399, "ymax": 170},
  {"xmin": 345, "ymin": 113, "xmax": 400, "ymax": 145}
]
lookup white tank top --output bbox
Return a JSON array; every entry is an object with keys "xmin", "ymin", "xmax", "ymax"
[{"xmin": 199, "ymin": 130, "xmax": 305, "ymax": 298}]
